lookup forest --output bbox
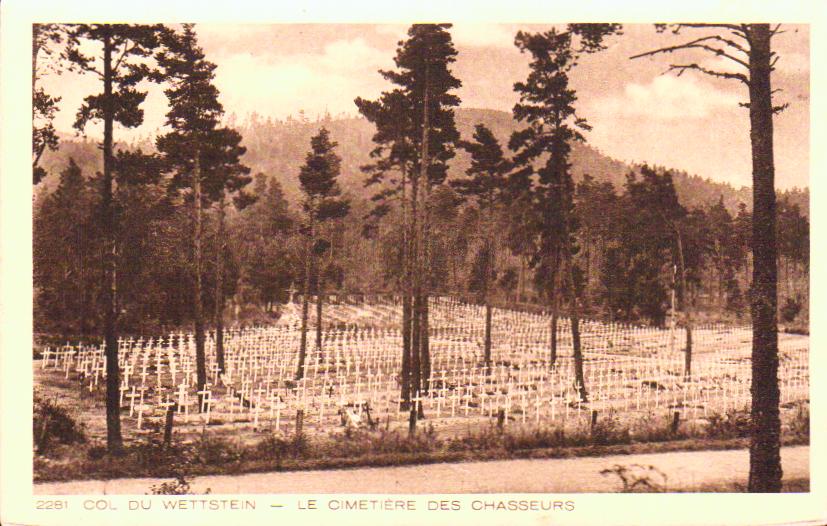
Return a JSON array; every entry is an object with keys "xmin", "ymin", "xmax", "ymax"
[
  {"xmin": 30, "ymin": 23, "xmax": 808, "ymax": 494},
  {"xmin": 34, "ymin": 109, "xmax": 809, "ymax": 337}
]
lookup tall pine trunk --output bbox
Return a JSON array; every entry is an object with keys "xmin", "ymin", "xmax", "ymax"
[
  {"xmin": 214, "ymin": 196, "xmax": 226, "ymax": 375},
  {"xmin": 747, "ymin": 23, "xmax": 782, "ymax": 493},
  {"xmin": 408, "ymin": 163, "xmax": 422, "ymax": 406},
  {"xmin": 401, "ymin": 293, "xmax": 412, "ymax": 408},
  {"xmin": 411, "ymin": 292, "xmax": 422, "ymax": 400},
  {"xmin": 549, "ymin": 248, "xmax": 562, "ymax": 367},
  {"xmin": 414, "ymin": 58, "xmax": 431, "ymax": 409},
  {"xmin": 674, "ymin": 225, "xmax": 693, "ymax": 380},
  {"xmin": 484, "ymin": 302, "xmax": 492, "ymax": 368},
  {"xmin": 420, "ymin": 196, "xmax": 432, "ymax": 397},
  {"xmin": 561, "ymin": 193, "xmax": 587, "ymax": 402},
  {"xmin": 316, "ymin": 275, "xmax": 323, "ymax": 357},
  {"xmin": 400, "ymin": 167, "xmax": 412, "ymax": 409},
  {"xmin": 193, "ymin": 150, "xmax": 207, "ymax": 406},
  {"xmin": 483, "ymin": 222, "xmax": 494, "ymax": 371},
  {"xmin": 565, "ymin": 255, "xmax": 588, "ymax": 403},
  {"xmin": 102, "ymin": 29, "xmax": 123, "ymax": 453},
  {"xmin": 296, "ymin": 212, "xmax": 314, "ymax": 380}
]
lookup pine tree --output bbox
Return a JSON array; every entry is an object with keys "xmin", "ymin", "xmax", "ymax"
[
  {"xmin": 455, "ymin": 124, "xmax": 513, "ymax": 369},
  {"xmin": 632, "ymin": 24, "xmax": 787, "ymax": 491},
  {"xmin": 32, "ymin": 24, "xmax": 63, "ymax": 185},
  {"xmin": 63, "ymin": 23, "xmax": 166, "ymax": 453},
  {"xmin": 511, "ymin": 29, "xmax": 592, "ymax": 400},
  {"xmin": 625, "ymin": 166, "xmax": 695, "ymax": 375},
  {"xmin": 356, "ymin": 24, "xmax": 461, "ymax": 412},
  {"xmin": 235, "ymin": 174, "xmax": 298, "ymax": 310},
  {"xmin": 295, "ymin": 128, "xmax": 350, "ymax": 380},
  {"xmin": 33, "ymin": 158, "xmax": 97, "ymax": 335},
  {"xmin": 156, "ymin": 24, "xmax": 251, "ymax": 396}
]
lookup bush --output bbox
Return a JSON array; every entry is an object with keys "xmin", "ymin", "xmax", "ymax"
[
  {"xmin": 503, "ymin": 428, "xmax": 565, "ymax": 451},
  {"xmin": 149, "ymin": 475, "xmax": 193, "ymax": 495},
  {"xmin": 34, "ymin": 396, "xmax": 86, "ymax": 455},
  {"xmin": 705, "ymin": 410, "xmax": 751, "ymax": 439},
  {"xmin": 87, "ymin": 444, "xmax": 107, "ymax": 460},
  {"xmin": 323, "ymin": 426, "xmax": 442, "ymax": 458},
  {"xmin": 192, "ymin": 435, "xmax": 244, "ymax": 465},
  {"xmin": 789, "ymin": 403, "xmax": 809, "ymax": 441},
  {"xmin": 446, "ymin": 426, "xmax": 504, "ymax": 452},
  {"xmin": 590, "ymin": 413, "xmax": 632, "ymax": 446},
  {"xmin": 254, "ymin": 435, "xmax": 294, "ymax": 462},
  {"xmin": 601, "ymin": 464, "xmax": 668, "ymax": 492},
  {"xmin": 780, "ymin": 297, "xmax": 803, "ymax": 323}
]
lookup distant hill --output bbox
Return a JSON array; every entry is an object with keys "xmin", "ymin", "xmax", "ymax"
[{"xmin": 38, "ymin": 108, "xmax": 809, "ymax": 216}]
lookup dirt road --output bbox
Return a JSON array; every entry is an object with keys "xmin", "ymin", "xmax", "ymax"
[{"xmin": 34, "ymin": 445, "xmax": 808, "ymax": 494}]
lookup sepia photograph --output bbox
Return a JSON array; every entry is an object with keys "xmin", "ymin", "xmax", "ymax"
[{"xmin": 2, "ymin": 1, "xmax": 825, "ymax": 525}]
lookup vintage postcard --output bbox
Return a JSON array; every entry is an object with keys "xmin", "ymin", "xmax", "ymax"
[{"xmin": 1, "ymin": 0, "xmax": 824, "ymax": 525}]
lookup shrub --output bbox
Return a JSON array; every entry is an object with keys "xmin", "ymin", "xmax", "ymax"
[
  {"xmin": 591, "ymin": 412, "xmax": 632, "ymax": 446},
  {"xmin": 503, "ymin": 428, "xmax": 565, "ymax": 451},
  {"xmin": 446, "ymin": 426, "xmax": 504, "ymax": 452},
  {"xmin": 255, "ymin": 435, "xmax": 293, "ymax": 462},
  {"xmin": 631, "ymin": 412, "xmax": 686, "ymax": 442},
  {"xmin": 789, "ymin": 403, "xmax": 809, "ymax": 441},
  {"xmin": 705, "ymin": 410, "xmax": 751, "ymax": 439},
  {"xmin": 324, "ymin": 426, "xmax": 442, "ymax": 458},
  {"xmin": 192, "ymin": 435, "xmax": 243, "ymax": 465},
  {"xmin": 149, "ymin": 475, "xmax": 193, "ymax": 495},
  {"xmin": 780, "ymin": 297, "xmax": 802, "ymax": 323},
  {"xmin": 601, "ymin": 464, "xmax": 668, "ymax": 492},
  {"xmin": 34, "ymin": 396, "xmax": 86, "ymax": 455},
  {"xmin": 87, "ymin": 444, "xmax": 107, "ymax": 460}
]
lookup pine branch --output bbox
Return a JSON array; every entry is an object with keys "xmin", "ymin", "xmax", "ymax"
[
  {"xmin": 666, "ymin": 23, "xmax": 750, "ymax": 40},
  {"xmin": 112, "ymin": 42, "xmax": 139, "ymax": 75},
  {"xmin": 631, "ymin": 36, "xmax": 749, "ymax": 69},
  {"xmin": 666, "ymin": 63, "xmax": 749, "ymax": 85}
]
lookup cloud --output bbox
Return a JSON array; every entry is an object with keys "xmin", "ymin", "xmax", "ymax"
[
  {"xmin": 451, "ymin": 24, "xmax": 516, "ymax": 48},
  {"xmin": 376, "ymin": 23, "xmax": 518, "ymax": 49},
  {"xmin": 374, "ymin": 24, "xmax": 408, "ymax": 40},
  {"xmin": 210, "ymin": 37, "xmax": 394, "ymax": 120},
  {"xmin": 589, "ymin": 75, "xmax": 741, "ymax": 121},
  {"xmin": 319, "ymin": 38, "xmax": 389, "ymax": 72},
  {"xmin": 775, "ymin": 51, "xmax": 809, "ymax": 74}
]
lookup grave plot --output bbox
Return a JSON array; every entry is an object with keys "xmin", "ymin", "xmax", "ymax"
[{"xmin": 36, "ymin": 297, "xmax": 810, "ymax": 444}]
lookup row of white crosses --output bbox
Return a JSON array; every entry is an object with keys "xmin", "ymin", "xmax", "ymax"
[{"xmin": 38, "ymin": 298, "xmax": 809, "ymax": 434}]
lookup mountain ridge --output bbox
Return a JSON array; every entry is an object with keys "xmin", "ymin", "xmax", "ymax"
[{"xmin": 38, "ymin": 108, "xmax": 809, "ymax": 216}]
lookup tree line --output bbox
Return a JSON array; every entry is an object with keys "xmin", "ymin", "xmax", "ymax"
[{"xmin": 33, "ymin": 22, "xmax": 806, "ymax": 491}]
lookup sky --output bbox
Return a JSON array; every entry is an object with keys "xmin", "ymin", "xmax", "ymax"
[{"xmin": 38, "ymin": 23, "xmax": 810, "ymax": 190}]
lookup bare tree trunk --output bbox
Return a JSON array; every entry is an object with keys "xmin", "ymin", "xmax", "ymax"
[
  {"xmin": 193, "ymin": 150, "xmax": 207, "ymax": 408},
  {"xmin": 420, "ymin": 198, "xmax": 432, "ymax": 397},
  {"xmin": 101, "ymin": 29, "xmax": 123, "ymax": 453},
  {"xmin": 400, "ymin": 165, "xmax": 412, "ymax": 409},
  {"xmin": 410, "ymin": 292, "xmax": 421, "ymax": 401},
  {"xmin": 747, "ymin": 23, "xmax": 782, "ymax": 493},
  {"xmin": 401, "ymin": 293, "xmax": 412, "ymax": 409},
  {"xmin": 296, "ymin": 212, "xmax": 314, "ymax": 380},
  {"xmin": 565, "ymin": 256, "xmax": 588, "ymax": 403},
  {"xmin": 675, "ymin": 226, "xmax": 693, "ymax": 380},
  {"xmin": 414, "ymin": 59, "xmax": 431, "ymax": 411},
  {"xmin": 560, "ymin": 187, "xmax": 587, "ymax": 402},
  {"xmin": 549, "ymin": 248, "xmax": 562, "ymax": 367},
  {"xmin": 316, "ymin": 276, "xmax": 323, "ymax": 356},
  {"xmin": 483, "ymin": 220, "xmax": 495, "ymax": 370},
  {"xmin": 484, "ymin": 302, "xmax": 492, "ymax": 368},
  {"xmin": 517, "ymin": 255, "xmax": 525, "ymax": 303},
  {"xmin": 214, "ymin": 196, "xmax": 226, "ymax": 375},
  {"xmin": 421, "ymin": 289, "xmax": 430, "ymax": 397}
]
